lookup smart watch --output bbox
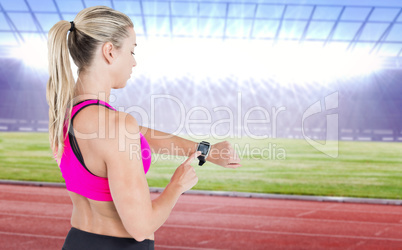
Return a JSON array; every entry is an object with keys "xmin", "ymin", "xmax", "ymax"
[{"xmin": 197, "ymin": 141, "xmax": 210, "ymax": 166}]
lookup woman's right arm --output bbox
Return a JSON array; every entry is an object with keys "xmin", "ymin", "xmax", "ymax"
[{"xmin": 101, "ymin": 111, "xmax": 199, "ymax": 242}]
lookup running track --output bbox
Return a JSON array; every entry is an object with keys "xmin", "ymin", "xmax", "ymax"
[{"xmin": 0, "ymin": 184, "xmax": 401, "ymax": 249}]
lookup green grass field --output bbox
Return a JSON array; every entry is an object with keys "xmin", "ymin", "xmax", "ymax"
[{"xmin": 0, "ymin": 132, "xmax": 401, "ymax": 199}]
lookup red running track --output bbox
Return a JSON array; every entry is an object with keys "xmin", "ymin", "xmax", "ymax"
[{"xmin": 0, "ymin": 184, "xmax": 401, "ymax": 249}]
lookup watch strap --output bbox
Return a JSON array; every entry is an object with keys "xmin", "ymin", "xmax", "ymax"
[{"xmin": 197, "ymin": 155, "xmax": 206, "ymax": 166}]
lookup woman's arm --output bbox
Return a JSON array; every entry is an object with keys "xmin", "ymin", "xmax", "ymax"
[
  {"xmin": 139, "ymin": 126, "xmax": 241, "ymax": 168},
  {"xmin": 100, "ymin": 112, "xmax": 199, "ymax": 241},
  {"xmin": 139, "ymin": 125, "xmax": 198, "ymax": 157}
]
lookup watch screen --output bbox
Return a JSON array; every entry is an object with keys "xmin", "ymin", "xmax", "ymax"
[{"xmin": 198, "ymin": 143, "xmax": 209, "ymax": 155}]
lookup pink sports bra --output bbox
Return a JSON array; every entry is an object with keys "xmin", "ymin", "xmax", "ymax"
[{"xmin": 57, "ymin": 99, "xmax": 151, "ymax": 201}]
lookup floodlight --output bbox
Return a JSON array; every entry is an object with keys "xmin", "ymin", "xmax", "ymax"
[{"xmin": 12, "ymin": 40, "xmax": 48, "ymax": 70}]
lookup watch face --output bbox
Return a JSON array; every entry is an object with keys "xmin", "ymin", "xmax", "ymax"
[{"xmin": 197, "ymin": 143, "xmax": 209, "ymax": 155}]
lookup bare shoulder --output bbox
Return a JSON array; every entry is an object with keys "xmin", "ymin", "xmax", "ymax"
[
  {"xmin": 73, "ymin": 105, "xmax": 138, "ymax": 136},
  {"xmin": 72, "ymin": 105, "xmax": 138, "ymax": 157},
  {"xmin": 87, "ymin": 108, "xmax": 141, "ymax": 160},
  {"xmin": 114, "ymin": 110, "xmax": 140, "ymax": 134}
]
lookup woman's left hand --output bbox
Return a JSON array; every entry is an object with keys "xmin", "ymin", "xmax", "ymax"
[{"xmin": 206, "ymin": 141, "xmax": 241, "ymax": 168}]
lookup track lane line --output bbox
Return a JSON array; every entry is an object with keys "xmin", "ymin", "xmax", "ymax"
[
  {"xmin": 0, "ymin": 212, "xmax": 69, "ymax": 220},
  {"xmin": 174, "ymin": 201, "xmax": 402, "ymax": 214},
  {"xmin": 0, "ymin": 231, "xmax": 65, "ymax": 240},
  {"xmin": 162, "ymin": 224, "xmax": 402, "ymax": 242},
  {"xmin": 296, "ymin": 210, "xmax": 318, "ymax": 217},
  {"xmin": 0, "ymin": 200, "xmax": 72, "ymax": 207},
  {"xmin": 170, "ymin": 211, "xmax": 402, "ymax": 226},
  {"xmin": 156, "ymin": 245, "xmax": 225, "ymax": 250}
]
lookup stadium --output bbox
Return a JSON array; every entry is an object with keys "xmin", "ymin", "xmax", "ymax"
[{"xmin": 0, "ymin": 0, "xmax": 401, "ymax": 249}]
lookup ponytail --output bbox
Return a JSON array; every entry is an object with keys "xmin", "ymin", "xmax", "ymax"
[
  {"xmin": 46, "ymin": 6, "xmax": 133, "ymax": 161},
  {"xmin": 46, "ymin": 20, "xmax": 75, "ymax": 160}
]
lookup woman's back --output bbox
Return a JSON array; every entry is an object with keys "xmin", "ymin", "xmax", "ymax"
[{"xmin": 61, "ymin": 98, "xmax": 154, "ymax": 239}]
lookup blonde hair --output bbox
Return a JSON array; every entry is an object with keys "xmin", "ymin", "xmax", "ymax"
[{"xmin": 46, "ymin": 6, "xmax": 133, "ymax": 160}]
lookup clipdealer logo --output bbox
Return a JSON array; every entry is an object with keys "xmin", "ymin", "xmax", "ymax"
[
  {"xmin": 301, "ymin": 91, "xmax": 339, "ymax": 158},
  {"xmin": 70, "ymin": 91, "xmax": 339, "ymax": 159}
]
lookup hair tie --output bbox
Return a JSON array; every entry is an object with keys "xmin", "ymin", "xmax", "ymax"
[{"xmin": 69, "ymin": 21, "xmax": 75, "ymax": 32}]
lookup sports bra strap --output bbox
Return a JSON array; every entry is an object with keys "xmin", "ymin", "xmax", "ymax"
[
  {"xmin": 68, "ymin": 99, "xmax": 116, "ymax": 176},
  {"xmin": 72, "ymin": 99, "xmax": 116, "ymax": 118}
]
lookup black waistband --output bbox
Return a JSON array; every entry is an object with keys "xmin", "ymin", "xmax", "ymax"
[{"xmin": 63, "ymin": 227, "xmax": 155, "ymax": 250}]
